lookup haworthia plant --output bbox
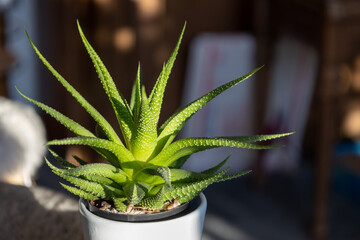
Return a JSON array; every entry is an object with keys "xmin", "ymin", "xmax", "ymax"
[{"xmin": 19, "ymin": 22, "xmax": 293, "ymax": 211}]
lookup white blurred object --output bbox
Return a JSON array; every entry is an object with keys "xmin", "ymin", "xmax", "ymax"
[
  {"xmin": 180, "ymin": 33, "xmax": 257, "ymax": 173},
  {"xmin": 0, "ymin": 0, "xmax": 14, "ymax": 11},
  {"xmin": 0, "ymin": 97, "xmax": 46, "ymax": 186},
  {"xmin": 261, "ymin": 36, "xmax": 318, "ymax": 171}
]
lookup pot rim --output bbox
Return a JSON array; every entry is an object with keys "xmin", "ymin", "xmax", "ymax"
[{"xmin": 79, "ymin": 192, "xmax": 207, "ymax": 223}]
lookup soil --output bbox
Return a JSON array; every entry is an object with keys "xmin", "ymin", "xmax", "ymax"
[{"xmin": 90, "ymin": 198, "xmax": 181, "ymax": 215}]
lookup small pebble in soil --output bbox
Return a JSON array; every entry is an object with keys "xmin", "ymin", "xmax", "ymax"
[{"xmin": 90, "ymin": 199, "xmax": 181, "ymax": 215}]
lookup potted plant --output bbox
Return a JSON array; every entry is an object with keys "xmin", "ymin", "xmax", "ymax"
[{"xmin": 18, "ymin": 22, "xmax": 292, "ymax": 240}]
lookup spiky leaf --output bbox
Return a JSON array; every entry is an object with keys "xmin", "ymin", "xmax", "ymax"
[
  {"xmin": 222, "ymin": 132, "xmax": 294, "ymax": 143},
  {"xmin": 46, "ymin": 137, "xmax": 135, "ymax": 167},
  {"xmin": 217, "ymin": 170, "xmax": 252, "ymax": 182},
  {"xmin": 157, "ymin": 67, "xmax": 263, "ymax": 150},
  {"xmin": 130, "ymin": 88, "xmax": 157, "ymax": 161},
  {"xmin": 72, "ymin": 155, "xmax": 88, "ymax": 166},
  {"xmin": 170, "ymin": 169, "xmax": 205, "ymax": 183},
  {"xmin": 77, "ymin": 22, "xmax": 135, "ymax": 146},
  {"xmin": 201, "ymin": 156, "xmax": 230, "ymax": 175},
  {"xmin": 26, "ymin": 32, "xmax": 122, "ymax": 146},
  {"xmin": 17, "ymin": 89, "xmax": 94, "ymax": 138},
  {"xmin": 123, "ymin": 182, "xmax": 148, "ymax": 205},
  {"xmin": 139, "ymin": 186, "xmax": 165, "ymax": 210},
  {"xmin": 164, "ymin": 169, "xmax": 228, "ymax": 203},
  {"xmin": 144, "ymin": 166, "xmax": 171, "ymax": 188},
  {"xmin": 170, "ymin": 157, "xmax": 230, "ymax": 183},
  {"xmin": 150, "ymin": 137, "xmax": 281, "ymax": 166},
  {"xmin": 113, "ymin": 197, "xmax": 127, "ymax": 211},
  {"xmin": 60, "ymin": 183, "xmax": 98, "ymax": 201},
  {"xmin": 48, "ymin": 149, "xmax": 76, "ymax": 169},
  {"xmin": 46, "ymin": 158, "xmax": 128, "ymax": 184},
  {"xmin": 83, "ymin": 175, "xmax": 121, "ymax": 188},
  {"xmin": 58, "ymin": 173, "xmax": 123, "ymax": 199},
  {"xmin": 130, "ymin": 63, "xmax": 142, "ymax": 120},
  {"xmin": 149, "ymin": 23, "xmax": 186, "ymax": 126}
]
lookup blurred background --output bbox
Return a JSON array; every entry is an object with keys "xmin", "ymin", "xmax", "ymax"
[{"xmin": 1, "ymin": 0, "xmax": 360, "ymax": 239}]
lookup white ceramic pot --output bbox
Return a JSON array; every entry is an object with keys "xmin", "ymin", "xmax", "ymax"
[{"xmin": 79, "ymin": 193, "xmax": 207, "ymax": 240}]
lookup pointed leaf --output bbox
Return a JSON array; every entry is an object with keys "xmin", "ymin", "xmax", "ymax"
[
  {"xmin": 144, "ymin": 166, "xmax": 171, "ymax": 188},
  {"xmin": 46, "ymin": 137, "xmax": 135, "ymax": 167},
  {"xmin": 48, "ymin": 149, "xmax": 76, "ymax": 169},
  {"xmin": 26, "ymin": 31, "xmax": 122, "ymax": 145},
  {"xmin": 157, "ymin": 67, "xmax": 263, "ymax": 150},
  {"xmin": 72, "ymin": 155, "xmax": 88, "ymax": 166},
  {"xmin": 130, "ymin": 63, "xmax": 141, "ymax": 120},
  {"xmin": 222, "ymin": 132, "xmax": 294, "ymax": 143},
  {"xmin": 149, "ymin": 23, "xmax": 186, "ymax": 126},
  {"xmin": 17, "ymin": 88, "xmax": 94, "ymax": 138},
  {"xmin": 170, "ymin": 157, "xmax": 230, "ymax": 183},
  {"xmin": 123, "ymin": 182, "xmax": 147, "ymax": 205},
  {"xmin": 60, "ymin": 183, "xmax": 98, "ymax": 201},
  {"xmin": 130, "ymin": 88, "xmax": 157, "ymax": 161},
  {"xmin": 46, "ymin": 158, "xmax": 118, "ymax": 188},
  {"xmin": 149, "ymin": 137, "xmax": 281, "ymax": 166},
  {"xmin": 55, "ymin": 172, "xmax": 123, "ymax": 199},
  {"xmin": 112, "ymin": 197, "xmax": 127, "ymax": 211},
  {"xmin": 217, "ymin": 170, "xmax": 252, "ymax": 182},
  {"xmin": 201, "ymin": 156, "xmax": 230, "ymax": 175},
  {"xmin": 170, "ymin": 169, "xmax": 204, "ymax": 183},
  {"xmin": 82, "ymin": 175, "xmax": 122, "ymax": 188},
  {"xmin": 46, "ymin": 158, "xmax": 128, "ymax": 184},
  {"xmin": 18, "ymin": 87, "xmax": 120, "ymax": 168},
  {"xmin": 164, "ymin": 169, "xmax": 228, "ymax": 203},
  {"xmin": 169, "ymin": 155, "xmax": 190, "ymax": 169},
  {"xmin": 139, "ymin": 186, "xmax": 165, "ymax": 210},
  {"xmin": 77, "ymin": 22, "xmax": 135, "ymax": 146}
]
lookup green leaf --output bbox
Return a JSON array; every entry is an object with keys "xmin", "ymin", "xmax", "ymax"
[
  {"xmin": 60, "ymin": 183, "xmax": 98, "ymax": 201},
  {"xmin": 48, "ymin": 151, "xmax": 121, "ymax": 188},
  {"xmin": 169, "ymin": 155, "xmax": 190, "ymax": 169},
  {"xmin": 157, "ymin": 66, "xmax": 263, "ymax": 150},
  {"xmin": 48, "ymin": 149, "xmax": 75, "ymax": 169},
  {"xmin": 144, "ymin": 166, "xmax": 171, "ymax": 188},
  {"xmin": 45, "ymin": 158, "xmax": 128, "ymax": 184},
  {"xmin": 95, "ymin": 124, "xmax": 108, "ymax": 139},
  {"xmin": 201, "ymin": 156, "xmax": 230, "ymax": 175},
  {"xmin": 46, "ymin": 137, "xmax": 135, "ymax": 168},
  {"xmin": 18, "ymin": 89, "xmax": 122, "ymax": 166},
  {"xmin": 82, "ymin": 174, "xmax": 122, "ymax": 188},
  {"xmin": 149, "ymin": 137, "xmax": 281, "ymax": 166},
  {"xmin": 17, "ymin": 88, "xmax": 94, "ymax": 138},
  {"xmin": 164, "ymin": 169, "xmax": 228, "ymax": 203},
  {"xmin": 46, "ymin": 158, "xmax": 118, "ymax": 188},
  {"xmin": 164, "ymin": 146, "xmax": 210, "ymax": 167},
  {"xmin": 139, "ymin": 186, "xmax": 165, "ymax": 210},
  {"xmin": 133, "ymin": 171, "xmax": 163, "ymax": 187},
  {"xmin": 77, "ymin": 22, "xmax": 135, "ymax": 146},
  {"xmin": 130, "ymin": 88, "xmax": 157, "ymax": 161},
  {"xmin": 222, "ymin": 132, "xmax": 294, "ymax": 143},
  {"xmin": 72, "ymin": 155, "xmax": 88, "ymax": 166},
  {"xmin": 217, "ymin": 170, "xmax": 252, "ymax": 182},
  {"xmin": 149, "ymin": 23, "xmax": 186, "ymax": 127},
  {"xmin": 170, "ymin": 157, "xmax": 230, "ymax": 183},
  {"xmin": 123, "ymin": 182, "xmax": 148, "ymax": 205},
  {"xmin": 170, "ymin": 169, "xmax": 204, "ymax": 183},
  {"xmin": 56, "ymin": 173, "xmax": 123, "ymax": 199},
  {"xmin": 130, "ymin": 63, "xmax": 142, "ymax": 120},
  {"xmin": 112, "ymin": 197, "xmax": 127, "ymax": 211},
  {"xmin": 26, "ymin": 31, "xmax": 122, "ymax": 146}
]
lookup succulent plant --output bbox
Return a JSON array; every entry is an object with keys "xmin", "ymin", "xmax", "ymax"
[{"xmin": 18, "ymin": 22, "xmax": 291, "ymax": 212}]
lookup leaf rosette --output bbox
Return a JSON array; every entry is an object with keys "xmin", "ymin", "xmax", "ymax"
[{"xmin": 18, "ymin": 22, "xmax": 293, "ymax": 211}]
